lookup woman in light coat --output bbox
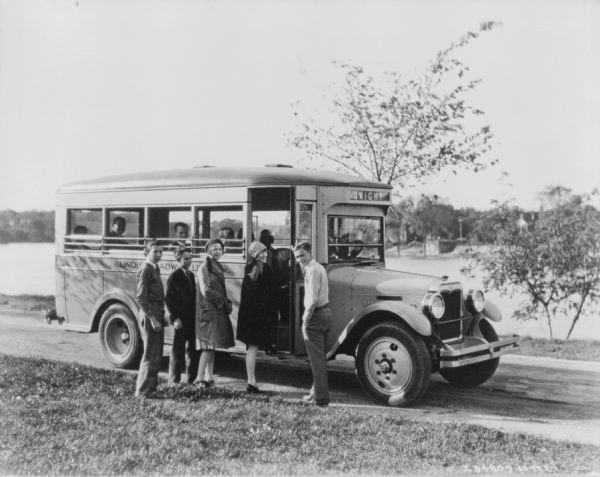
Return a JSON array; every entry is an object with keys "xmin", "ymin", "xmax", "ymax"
[{"xmin": 195, "ymin": 238, "xmax": 235, "ymax": 388}]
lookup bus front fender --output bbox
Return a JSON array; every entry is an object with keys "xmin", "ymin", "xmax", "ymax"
[
  {"xmin": 90, "ymin": 290, "xmax": 140, "ymax": 332},
  {"xmin": 482, "ymin": 299, "xmax": 502, "ymax": 322},
  {"xmin": 328, "ymin": 300, "xmax": 431, "ymax": 358}
]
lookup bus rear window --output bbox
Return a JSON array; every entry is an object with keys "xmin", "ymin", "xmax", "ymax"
[
  {"xmin": 68, "ymin": 209, "xmax": 102, "ymax": 235},
  {"xmin": 65, "ymin": 209, "xmax": 103, "ymax": 251}
]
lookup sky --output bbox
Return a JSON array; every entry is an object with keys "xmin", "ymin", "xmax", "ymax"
[{"xmin": 0, "ymin": 0, "xmax": 598, "ymax": 211}]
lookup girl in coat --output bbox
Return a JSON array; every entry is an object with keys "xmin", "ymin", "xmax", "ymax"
[
  {"xmin": 236, "ymin": 241, "xmax": 273, "ymax": 393},
  {"xmin": 195, "ymin": 238, "xmax": 235, "ymax": 388}
]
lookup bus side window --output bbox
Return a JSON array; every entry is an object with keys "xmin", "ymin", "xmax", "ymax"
[
  {"xmin": 148, "ymin": 207, "xmax": 192, "ymax": 244},
  {"xmin": 105, "ymin": 208, "xmax": 144, "ymax": 251},
  {"xmin": 196, "ymin": 206, "xmax": 244, "ymax": 255},
  {"xmin": 65, "ymin": 209, "xmax": 102, "ymax": 251}
]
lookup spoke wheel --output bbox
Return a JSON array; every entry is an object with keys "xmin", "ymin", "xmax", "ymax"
[
  {"xmin": 356, "ymin": 322, "xmax": 430, "ymax": 407},
  {"xmin": 99, "ymin": 304, "xmax": 142, "ymax": 368}
]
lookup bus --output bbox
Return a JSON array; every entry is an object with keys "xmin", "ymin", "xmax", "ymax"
[{"xmin": 55, "ymin": 165, "xmax": 519, "ymax": 406}]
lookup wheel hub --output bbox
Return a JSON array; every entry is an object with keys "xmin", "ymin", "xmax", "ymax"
[
  {"xmin": 378, "ymin": 360, "xmax": 392, "ymax": 373},
  {"xmin": 105, "ymin": 316, "xmax": 132, "ymax": 355},
  {"xmin": 364, "ymin": 337, "xmax": 413, "ymax": 396}
]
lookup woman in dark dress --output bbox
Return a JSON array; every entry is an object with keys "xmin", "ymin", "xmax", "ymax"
[
  {"xmin": 195, "ymin": 238, "xmax": 235, "ymax": 388},
  {"xmin": 236, "ymin": 241, "xmax": 273, "ymax": 393}
]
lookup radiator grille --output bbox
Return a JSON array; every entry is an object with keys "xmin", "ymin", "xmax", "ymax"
[{"xmin": 437, "ymin": 289, "xmax": 463, "ymax": 341}]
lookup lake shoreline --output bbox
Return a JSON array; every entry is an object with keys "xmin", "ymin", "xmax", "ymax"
[
  {"xmin": 0, "ymin": 293, "xmax": 55, "ymax": 312},
  {"xmin": 1, "ymin": 242, "xmax": 597, "ymax": 340},
  {"xmin": 1, "ymin": 292, "xmax": 598, "ymax": 362}
]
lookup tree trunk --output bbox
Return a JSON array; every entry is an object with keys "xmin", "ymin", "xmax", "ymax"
[
  {"xmin": 566, "ymin": 316, "xmax": 579, "ymax": 341},
  {"xmin": 422, "ymin": 236, "xmax": 427, "ymax": 257},
  {"xmin": 566, "ymin": 291, "xmax": 588, "ymax": 340},
  {"xmin": 544, "ymin": 307, "xmax": 554, "ymax": 341}
]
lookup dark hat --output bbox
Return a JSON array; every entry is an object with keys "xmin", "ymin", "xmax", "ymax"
[
  {"xmin": 173, "ymin": 243, "xmax": 191, "ymax": 260},
  {"xmin": 259, "ymin": 229, "xmax": 274, "ymax": 246}
]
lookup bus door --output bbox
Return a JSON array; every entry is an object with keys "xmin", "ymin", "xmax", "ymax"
[
  {"xmin": 248, "ymin": 187, "xmax": 293, "ymax": 352},
  {"xmin": 292, "ymin": 201, "xmax": 316, "ymax": 355}
]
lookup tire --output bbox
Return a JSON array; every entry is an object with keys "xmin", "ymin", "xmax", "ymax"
[
  {"xmin": 440, "ymin": 318, "xmax": 500, "ymax": 387},
  {"xmin": 355, "ymin": 322, "xmax": 431, "ymax": 407},
  {"xmin": 98, "ymin": 303, "xmax": 143, "ymax": 369}
]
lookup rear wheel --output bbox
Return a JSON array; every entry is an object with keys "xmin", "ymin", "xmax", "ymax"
[
  {"xmin": 440, "ymin": 318, "xmax": 500, "ymax": 387},
  {"xmin": 355, "ymin": 322, "xmax": 431, "ymax": 407},
  {"xmin": 99, "ymin": 303, "xmax": 142, "ymax": 369}
]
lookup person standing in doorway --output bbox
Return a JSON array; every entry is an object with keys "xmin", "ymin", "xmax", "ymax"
[
  {"xmin": 258, "ymin": 229, "xmax": 280, "ymax": 354},
  {"xmin": 293, "ymin": 242, "xmax": 332, "ymax": 407},
  {"xmin": 236, "ymin": 241, "xmax": 272, "ymax": 393},
  {"xmin": 135, "ymin": 240, "xmax": 168, "ymax": 398},
  {"xmin": 166, "ymin": 245, "xmax": 199, "ymax": 386}
]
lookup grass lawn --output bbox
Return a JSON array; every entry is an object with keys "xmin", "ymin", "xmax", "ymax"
[
  {"xmin": 0, "ymin": 293, "xmax": 55, "ymax": 312},
  {"xmin": 519, "ymin": 336, "xmax": 600, "ymax": 361},
  {"xmin": 1, "ymin": 355, "xmax": 598, "ymax": 475}
]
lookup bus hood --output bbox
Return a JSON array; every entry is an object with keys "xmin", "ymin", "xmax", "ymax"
[{"xmin": 329, "ymin": 265, "xmax": 444, "ymax": 298}]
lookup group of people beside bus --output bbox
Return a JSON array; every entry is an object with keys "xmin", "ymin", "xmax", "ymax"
[{"xmin": 133, "ymin": 230, "xmax": 332, "ymax": 407}]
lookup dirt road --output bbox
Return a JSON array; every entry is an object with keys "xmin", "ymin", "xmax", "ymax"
[{"xmin": 1, "ymin": 308, "xmax": 599, "ymax": 446}]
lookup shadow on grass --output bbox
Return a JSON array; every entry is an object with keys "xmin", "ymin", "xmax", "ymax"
[{"xmin": 164, "ymin": 351, "xmax": 600, "ymax": 422}]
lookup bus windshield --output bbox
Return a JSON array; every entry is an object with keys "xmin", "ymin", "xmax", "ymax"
[{"xmin": 328, "ymin": 216, "xmax": 383, "ymax": 262}]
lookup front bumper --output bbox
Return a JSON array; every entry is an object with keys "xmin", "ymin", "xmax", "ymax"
[{"xmin": 438, "ymin": 335, "xmax": 520, "ymax": 368}]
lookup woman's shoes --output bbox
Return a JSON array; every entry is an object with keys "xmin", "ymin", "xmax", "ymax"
[
  {"xmin": 197, "ymin": 380, "xmax": 215, "ymax": 389},
  {"xmin": 246, "ymin": 383, "xmax": 260, "ymax": 394},
  {"xmin": 302, "ymin": 394, "xmax": 329, "ymax": 407},
  {"xmin": 264, "ymin": 344, "xmax": 278, "ymax": 356}
]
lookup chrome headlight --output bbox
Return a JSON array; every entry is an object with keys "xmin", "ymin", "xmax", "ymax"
[
  {"xmin": 466, "ymin": 289, "xmax": 485, "ymax": 314},
  {"xmin": 422, "ymin": 293, "xmax": 445, "ymax": 320}
]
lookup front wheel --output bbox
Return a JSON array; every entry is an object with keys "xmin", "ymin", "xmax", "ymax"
[
  {"xmin": 99, "ymin": 303, "xmax": 143, "ymax": 369},
  {"xmin": 355, "ymin": 322, "xmax": 431, "ymax": 407},
  {"xmin": 440, "ymin": 318, "xmax": 500, "ymax": 387}
]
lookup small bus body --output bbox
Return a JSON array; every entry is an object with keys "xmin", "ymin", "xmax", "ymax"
[{"xmin": 55, "ymin": 166, "xmax": 519, "ymax": 406}]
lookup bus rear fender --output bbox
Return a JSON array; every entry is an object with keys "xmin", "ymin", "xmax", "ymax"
[
  {"xmin": 90, "ymin": 291, "xmax": 139, "ymax": 333},
  {"xmin": 329, "ymin": 301, "xmax": 432, "ymax": 359}
]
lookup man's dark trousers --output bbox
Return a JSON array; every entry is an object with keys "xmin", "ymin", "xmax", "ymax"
[
  {"xmin": 166, "ymin": 267, "xmax": 198, "ymax": 385},
  {"xmin": 169, "ymin": 326, "xmax": 199, "ymax": 384},
  {"xmin": 302, "ymin": 305, "xmax": 332, "ymax": 403}
]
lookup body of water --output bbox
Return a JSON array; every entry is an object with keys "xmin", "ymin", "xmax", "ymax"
[
  {"xmin": 0, "ymin": 243, "xmax": 597, "ymax": 340},
  {"xmin": 0, "ymin": 243, "xmax": 55, "ymax": 295}
]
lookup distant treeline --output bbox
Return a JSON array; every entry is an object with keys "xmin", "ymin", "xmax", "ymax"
[{"xmin": 0, "ymin": 210, "xmax": 55, "ymax": 243}]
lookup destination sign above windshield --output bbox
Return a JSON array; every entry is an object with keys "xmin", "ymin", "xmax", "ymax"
[{"xmin": 350, "ymin": 190, "xmax": 391, "ymax": 201}]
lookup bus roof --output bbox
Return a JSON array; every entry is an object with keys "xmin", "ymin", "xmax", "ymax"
[{"xmin": 57, "ymin": 166, "xmax": 393, "ymax": 193}]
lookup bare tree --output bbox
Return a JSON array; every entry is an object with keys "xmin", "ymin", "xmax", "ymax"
[{"xmin": 290, "ymin": 22, "xmax": 500, "ymax": 187}]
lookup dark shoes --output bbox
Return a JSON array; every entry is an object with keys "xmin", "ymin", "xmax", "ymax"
[
  {"xmin": 264, "ymin": 344, "xmax": 279, "ymax": 356},
  {"xmin": 246, "ymin": 383, "xmax": 261, "ymax": 394},
  {"xmin": 196, "ymin": 380, "xmax": 215, "ymax": 389},
  {"xmin": 302, "ymin": 394, "xmax": 329, "ymax": 407},
  {"xmin": 135, "ymin": 391, "xmax": 159, "ymax": 400}
]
